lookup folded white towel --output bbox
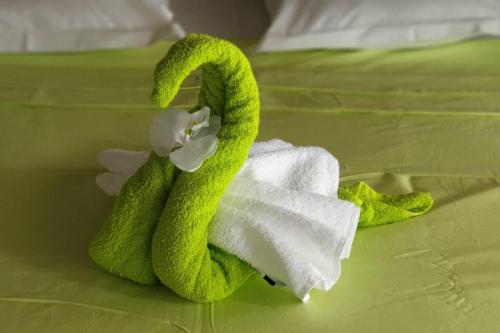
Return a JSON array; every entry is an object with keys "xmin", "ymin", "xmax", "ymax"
[{"xmin": 96, "ymin": 140, "xmax": 360, "ymax": 302}]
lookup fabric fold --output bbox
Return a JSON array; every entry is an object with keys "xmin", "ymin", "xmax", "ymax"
[{"xmin": 210, "ymin": 140, "xmax": 360, "ymax": 302}]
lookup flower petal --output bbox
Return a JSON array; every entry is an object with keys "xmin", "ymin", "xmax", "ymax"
[
  {"xmin": 98, "ymin": 149, "xmax": 149, "ymax": 173},
  {"xmin": 150, "ymin": 109, "xmax": 190, "ymax": 157},
  {"xmin": 189, "ymin": 106, "xmax": 211, "ymax": 132},
  {"xmin": 96, "ymin": 172, "xmax": 132, "ymax": 197},
  {"xmin": 192, "ymin": 115, "xmax": 221, "ymax": 139},
  {"xmin": 169, "ymin": 135, "xmax": 219, "ymax": 172}
]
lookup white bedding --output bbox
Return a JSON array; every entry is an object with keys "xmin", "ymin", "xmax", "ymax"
[
  {"xmin": 259, "ymin": 0, "xmax": 500, "ymax": 51},
  {"xmin": 0, "ymin": 0, "xmax": 184, "ymax": 52}
]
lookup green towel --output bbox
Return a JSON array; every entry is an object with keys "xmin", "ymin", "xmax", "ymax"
[
  {"xmin": 89, "ymin": 154, "xmax": 177, "ymax": 285},
  {"xmin": 338, "ymin": 182, "xmax": 433, "ymax": 228},
  {"xmin": 150, "ymin": 33, "xmax": 260, "ymax": 302},
  {"xmin": 89, "ymin": 34, "xmax": 433, "ymax": 303},
  {"xmin": 90, "ymin": 33, "xmax": 259, "ymax": 302}
]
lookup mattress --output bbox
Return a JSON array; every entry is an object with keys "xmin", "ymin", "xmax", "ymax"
[{"xmin": 1, "ymin": 39, "xmax": 499, "ymax": 332}]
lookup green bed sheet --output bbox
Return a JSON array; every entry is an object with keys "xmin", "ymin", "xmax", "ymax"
[{"xmin": 1, "ymin": 39, "xmax": 500, "ymax": 332}]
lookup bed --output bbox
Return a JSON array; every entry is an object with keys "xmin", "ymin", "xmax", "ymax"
[{"xmin": 1, "ymin": 38, "xmax": 500, "ymax": 332}]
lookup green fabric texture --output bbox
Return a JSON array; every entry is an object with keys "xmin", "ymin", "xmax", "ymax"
[
  {"xmin": 89, "ymin": 34, "xmax": 260, "ymax": 302},
  {"xmin": 338, "ymin": 182, "xmax": 433, "ymax": 228}
]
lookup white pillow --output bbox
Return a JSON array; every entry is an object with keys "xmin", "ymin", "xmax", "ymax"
[
  {"xmin": 259, "ymin": 0, "xmax": 500, "ymax": 51},
  {"xmin": 0, "ymin": 0, "xmax": 185, "ymax": 52}
]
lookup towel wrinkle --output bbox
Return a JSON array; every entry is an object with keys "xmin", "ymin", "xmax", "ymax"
[{"xmin": 207, "ymin": 139, "xmax": 359, "ymax": 301}]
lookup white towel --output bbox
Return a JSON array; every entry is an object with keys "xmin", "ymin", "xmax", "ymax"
[{"xmin": 96, "ymin": 140, "xmax": 360, "ymax": 302}]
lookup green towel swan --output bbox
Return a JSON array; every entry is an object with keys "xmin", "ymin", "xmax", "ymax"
[
  {"xmin": 89, "ymin": 34, "xmax": 433, "ymax": 303},
  {"xmin": 90, "ymin": 33, "xmax": 259, "ymax": 302}
]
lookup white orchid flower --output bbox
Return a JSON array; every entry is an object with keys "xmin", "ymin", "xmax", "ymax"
[
  {"xmin": 150, "ymin": 106, "xmax": 221, "ymax": 172},
  {"xmin": 96, "ymin": 106, "xmax": 220, "ymax": 196}
]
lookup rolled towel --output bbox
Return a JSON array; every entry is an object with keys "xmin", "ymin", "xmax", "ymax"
[
  {"xmin": 90, "ymin": 33, "xmax": 259, "ymax": 302},
  {"xmin": 339, "ymin": 182, "xmax": 433, "ymax": 228}
]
